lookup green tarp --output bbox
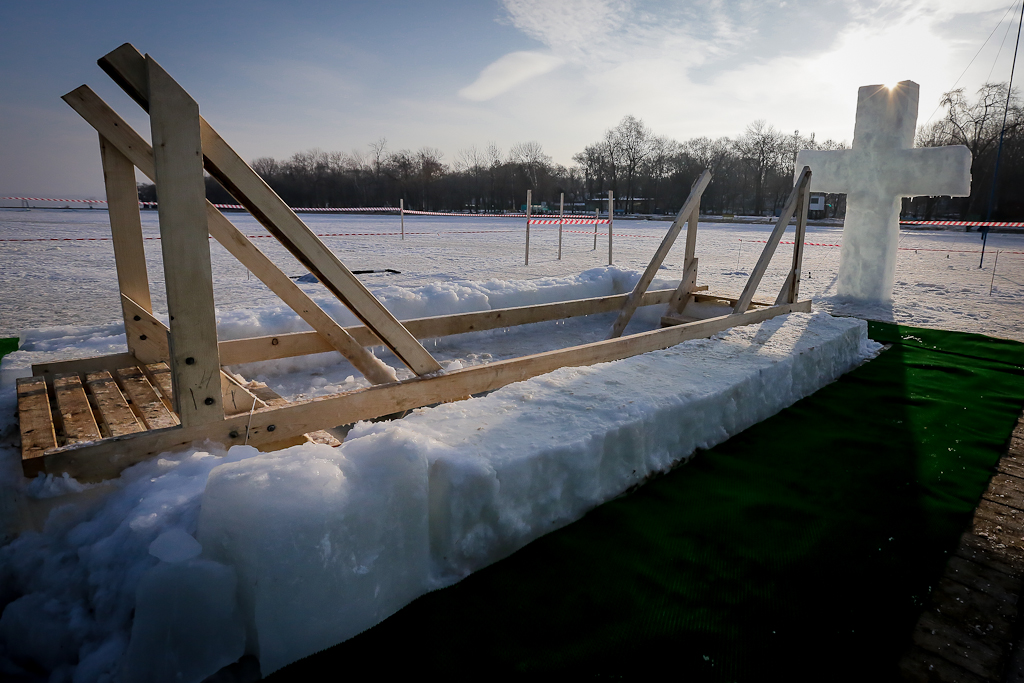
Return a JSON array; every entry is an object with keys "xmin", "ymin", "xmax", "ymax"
[
  {"xmin": 0, "ymin": 338, "xmax": 17, "ymax": 365},
  {"xmin": 270, "ymin": 322, "xmax": 1024, "ymax": 681}
]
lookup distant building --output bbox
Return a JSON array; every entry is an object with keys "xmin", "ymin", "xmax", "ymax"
[{"xmin": 808, "ymin": 193, "xmax": 827, "ymax": 219}]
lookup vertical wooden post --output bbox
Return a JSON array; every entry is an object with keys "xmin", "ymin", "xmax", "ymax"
[
  {"xmin": 789, "ymin": 172, "xmax": 810, "ymax": 302},
  {"xmin": 608, "ymin": 190, "xmax": 614, "ymax": 265},
  {"xmin": 147, "ymin": 55, "xmax": 223, "ymax": 427},
  {"xmin": 400, "ymin": 198, "xmax": 404, "ymax": 240},
  {"xmin": 525, "ymin": 189, "xmax": 532, "ymax": 266},
  {"xmin": 558, "ymin": 192, "xmax": 564, "ymax": 260},
  {"xmin": 99, "ymin": 135, "xmax": 152, "ymax": 312},
  {"xmin": 593, "ymin": 208, "xmax": 599, "ymax": 250}
]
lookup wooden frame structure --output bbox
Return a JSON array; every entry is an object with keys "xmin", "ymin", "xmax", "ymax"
[{"xmin": 16, "ymin": 44, "xmax": 813, "ymax": 482}]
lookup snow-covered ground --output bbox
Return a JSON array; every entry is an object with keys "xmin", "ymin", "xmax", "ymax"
[
  {"xmin": 0, "ymin": 208, "xmax": 1018, "ymax": 681},
  {"xmin": 1, "ymin": 209, "xmax": 1022, "ymax": 342}
]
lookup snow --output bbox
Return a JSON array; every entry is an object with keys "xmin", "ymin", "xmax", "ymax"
[{"xmin": 0, "ymin": 208, "xmax": 1018, "ymax": 680}]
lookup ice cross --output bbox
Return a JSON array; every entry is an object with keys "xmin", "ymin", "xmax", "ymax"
[{"xmin": 796, "ymin": 81, "xmax": 971, "ymax": 302}]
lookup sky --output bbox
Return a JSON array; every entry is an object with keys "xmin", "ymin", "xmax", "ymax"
[{"xmin": 1, "ymin": 0, "xmax": 1020, "ymax": 199}]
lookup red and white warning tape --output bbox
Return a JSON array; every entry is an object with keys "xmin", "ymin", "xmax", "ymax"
[
  {"xmin": 528, "ymin": 218, "xmax": 610, "ymax": 225},
  {"xmin": 2, "ymin": 197, "xmax": 106, "ymax": 204},
  {"xmin": 900, "ymin": 220, "xmax": 1024, "ymax": 227}
]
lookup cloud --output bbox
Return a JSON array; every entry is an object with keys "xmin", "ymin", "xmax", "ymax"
[{"xmin": 458, "ymin": 51, "xmax": 565, "ymax": 101}]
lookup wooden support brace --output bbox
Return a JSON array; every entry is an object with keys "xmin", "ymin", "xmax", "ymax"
[
  {"xmin": 61, "ymin": 86, "xmax": 397, "ymax": 385},
  {"xmin": 608, "ymin": 169, "xmax": 711, "ymax": 339},
  {"xmin": 98, "ymin": 44, "xmax": 441, "ymax": 377},
  {"xmin": 99, "ymin": 136, "xmax": 152, "ymax": 312},
  {"xmin": 732, "ymin": 167, "xmax": 812, "ymax": 315},
  {"xmin": 666, "ymin": 258, "xmax": 699, "ymax": 315}
]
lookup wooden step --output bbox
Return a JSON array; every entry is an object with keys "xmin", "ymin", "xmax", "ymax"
[
  {"xmin": 116, "ymin": 366, "xmax": 179, "ymax": 429},
  {"xmin": 53, "ymin": 373, "xmax": 101, "ymax": 445},
  {"xmin": 85, "ymin": 371, "xmax": 143, "ymax": 437}
]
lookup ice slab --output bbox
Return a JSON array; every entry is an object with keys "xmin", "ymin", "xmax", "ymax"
[{"xmin": 196, "ymin": 311, "xmax": 878, "ymax": 673}]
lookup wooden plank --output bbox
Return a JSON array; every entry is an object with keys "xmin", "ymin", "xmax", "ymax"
[
  {"xmin": 32, "ymin": 353, "xmax": 140, "ymax": 385},
  {"xmin": 524, "ymin": 189, "xmax": 531, "ymax": 266},
  {"xmin": 218, "ymin": 288, "xmax": 680, "ymax": 365},
  {"xmin": 84, "ymin": 371, "xmax": 143, "ymax": 437},
  {"xmin": 117, "ymin": 366, "xmax": 179, "ymax": 430},
  {"xmin": 98, "ymin": 44, "xmax": 441, "ymax": 377},
  {"xmin": 732, "ymin": 168, "xmax": 811, "ymax": 314},
  {"xmin": 220, "ymin": 372, "xmax": 267, "ymax": 416},
  {"xmin": 62, "ymin": 86, "xmax": 397, "ymax": 385},
  {"xmin": 30, "ymin": 289, "xmax": 683, "ymax": 378},
  {"xmin": 40, "ymin": 300, "xmax": 811, "ymax": 482},
  {"xmin": 17, "ymin": 377, "xmax": 56, "ymax": 473},
  {"xmin": 147, "ymin": 56, "xmax": 223, "ymax": 426},
  {"xmin": 983, "ymin": 472, "xmax": 1024, "ymax": 512},
  {"xmin": 99, "ymin": 135, "xmax": 152, "ymax": 311},
  {"xmin": 53, "ymin": 373, "xmax": 102, "ymax": 445},
  {"xmin": 608, "ymin": 170, "xmax": 711, "ymax": 338},
  {"xmin": 910, "ymin": 610, "xmax": 1007, "ymax": 679},
  {"xmin": 144, "ymin": 362, "xmax": 174, "ymax": 403}
]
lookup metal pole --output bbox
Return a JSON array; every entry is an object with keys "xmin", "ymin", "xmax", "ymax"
[
  {"xmin": 982, "ymin": 2, "xmax": 1024, "ymax": 267},
  {"xmin": 400, "ymin": 198, "xmax": 404, "ymax": 240},
  {"xmin": 558, "ymin": 192, "xmax": 564, "ymax": 260},
  {"xmin": 525, "ymin": 189, "xmax": 532, "ymax": 265},
  {"xmin": 608, "ymin": 190, "xmax": 614, "ymax": 265},
  {"xmin": 990, "ymin": 250, "xmax": 1001, "ymax": 295}
]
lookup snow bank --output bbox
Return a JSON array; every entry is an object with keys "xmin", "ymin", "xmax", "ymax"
[
  {"xmin": 0, "ymin": 265, "xmax": 878, "ymax": 681},
  {"xmin": 197, "ymin": 311, "xmax": 874, "ymax": 675}
]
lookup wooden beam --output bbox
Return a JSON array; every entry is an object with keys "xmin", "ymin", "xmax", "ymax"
[
  {"xmin": 608, "ymin": 170, "xmax": 711, "ymax": 338},
  {"xmin": 33, "ymin": 289, "xmax": 684, "ymax": 379},
  {"xmin": 789, "ymin": 167, "xmax": 810, "ymax": 303},
  {"xmin": 99, "ymin": 135, "xmax": 152, "ymax": 312},
  {"xmin": 62, "ymin": 86, "xmax": 398, "ymax": 385},
  {"xmin": 147, "ymin": 56, "xmax": 223, "ymax": 426},
  {"xmin": 732, "ymin": 168, "xmax": 812, "ymax": 315},
  {"xmin": 97, "ymin": 44, "xmax": 441, "ymax": 377},
  {"xmin": 53, "ymin": 374, "xmax": 102, "ymax": 445},
  {"xmin": 17, "ymin": 377, "xmax": 56, "ymax": 474},
  {"xmin": 40, "ymin": 300, "xmax": 811, "ymax": 482}
]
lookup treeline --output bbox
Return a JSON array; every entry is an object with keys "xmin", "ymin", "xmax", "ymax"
[
  {"xmin": 136, "ymin": 83, "xmax": 1024, "ymax": 219},
  {"xmin": 912, "ymin": 82, "xmax": 1024, "ymax": 220}
]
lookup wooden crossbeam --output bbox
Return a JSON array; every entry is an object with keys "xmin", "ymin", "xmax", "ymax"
[
  {"xmin": 97, "ymin": 43, "xmax": 441, "ymax": 377},
  {"xmin": 608, "ymin": 169, "xmax": 712, "ymax": 339},
  {"xmin": 33, "ymin": 288, "xmax": 686, "ymax": 379},
  {"xmin": 38, "ymin": 300, "xmax": 810, "ymax": 482},
  {"xmin": 732, "ymin": 167, "xmax": 812, "ymax": 314},
  {"xmin": 62, "ymin": 86, "xmax": 398, "ymax": 385}
]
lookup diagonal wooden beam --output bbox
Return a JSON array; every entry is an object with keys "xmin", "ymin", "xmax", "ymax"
[
  {"xmin": 98, "ymin": 43, "xmax": 441, "ymax": 376},
  {"xmin": 607, "ymin": 169, "xmax": 711, "ymax": 338},
  {"xmin": 732, "ymin": 167, "xmax": 812, "ymax": 315},
  {"xmin": 62, "ymin": 85, "xmax": 398, "ymax": 385}
]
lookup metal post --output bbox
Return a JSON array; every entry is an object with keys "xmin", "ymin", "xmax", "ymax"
[
  {"xmin": 525, "ymin": 189, "xmax": 532, "ymax": 266},
  {"xmin": 558, "ymin": 192, "xmax": 564, "ymax": 260},
  {"xmin": 608, "ymin": 190, "xmax": 614, "ymax": 265}
]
